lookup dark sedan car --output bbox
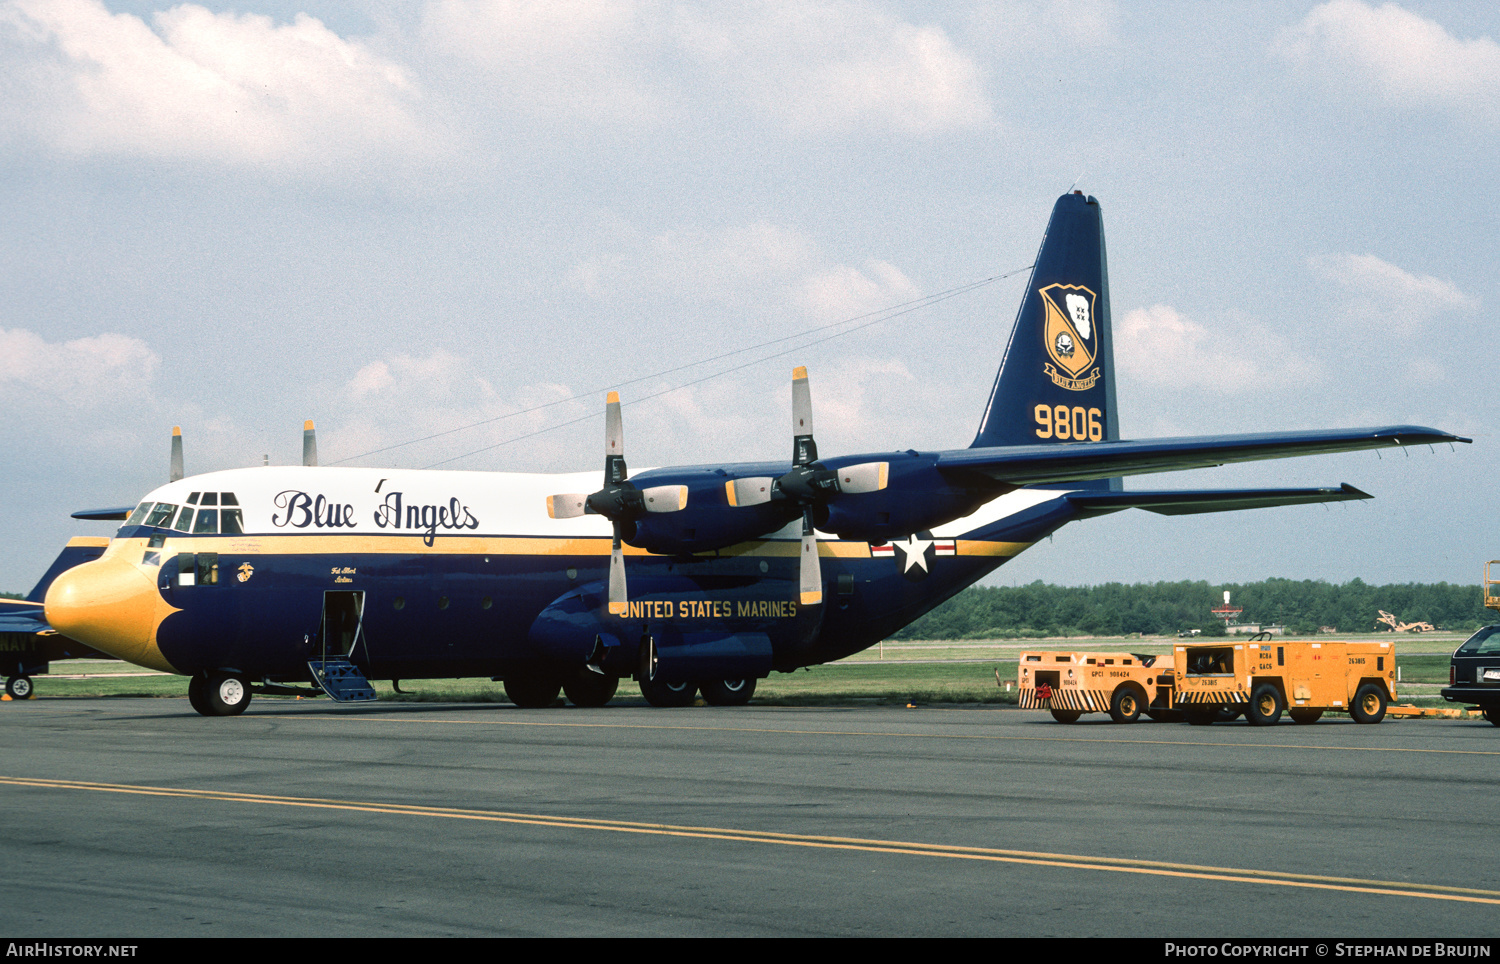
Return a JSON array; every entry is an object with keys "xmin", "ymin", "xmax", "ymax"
[{"xmin": 1442, "ymin": 625, "xmax": 1500, "ymax": 725}]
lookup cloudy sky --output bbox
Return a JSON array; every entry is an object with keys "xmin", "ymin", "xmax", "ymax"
[{"xmin": 1, "ymin": 0, "xmax": 1495, "ymax": 594}]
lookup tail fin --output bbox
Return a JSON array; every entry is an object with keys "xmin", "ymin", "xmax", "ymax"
[{"xmin": 971, "ymin": 192, "xmax": 1120, "ymax": 488}]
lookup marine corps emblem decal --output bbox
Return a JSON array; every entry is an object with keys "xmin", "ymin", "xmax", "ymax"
[{"xmin": 1040, "ymin": 283, "xmax": 1101, "ymax": 391}]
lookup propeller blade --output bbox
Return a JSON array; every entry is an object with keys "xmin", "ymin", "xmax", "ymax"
[
  {"xmin": 725, "ymin": 477, "xmax": 775, "ymax": 507},
  {"xmin": 607, "ymin": 525, "xmax": 628, "ymax": 615},
  {"xmin": 835, "ymin": 461, "xmax": 889, "ymax": 494},
  {"xmin": 547, "ymin": 494, "xmax": 590, "ymax": 520},
  {"xmin": 641, "ymin": 485, "xmax": 688, "ymax": 513},
  {"xmin": 303, "ymin": 420, "xmax": 318, "ymax": 467},
  {"xmin": 799, "ymin": 509, "xmax": 822, "ymax": 606},
  {"xmin": 792, "ymin": 366, "xmax": 816, "ymax": 466},
  {"xmin": 605, "ymin": 391, "xmax": 626, "ymax": 483},
  {"xmin": 170, "ymin": 426, "xmax": 184, "ymax": 482}
]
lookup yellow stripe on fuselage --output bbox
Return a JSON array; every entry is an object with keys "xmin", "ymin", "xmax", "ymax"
[{"xmin": 101, "ymin": 534, "xmax": 1032, "ymax": 560}]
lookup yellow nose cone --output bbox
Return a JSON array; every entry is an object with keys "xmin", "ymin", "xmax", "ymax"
[{"xmin": 45, "ymin": 557, "xmax": 179, "ymax": 673}]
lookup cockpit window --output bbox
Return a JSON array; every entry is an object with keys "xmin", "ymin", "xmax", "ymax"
[
  {"xmin": 220, "ymin": 509, "xmax": 244, "ymax": 534},
  {"xmin": 144, "ymin": 503, "xmax": 177, "ymax": 527},
  {"xmin": 124, "ymin": 503, "xmax": 150, "ymax": 527},
  {"xmin": 192, "ymin": 509, "xmax": 219, "ymax": 534},
  {"xmin": 221, "ymin": 493, "xmax": 239, "ymax": 506},
  {"xmin": 173, "ymin": 507, "xmax": 195, "ymax": 532},
  {"xmin": 201, "ymin": 492, "xmax": 219, "ymax": 507},
  {"xmin": 187, "ymin": 492, "xmax": 201, "ymax": 505}
]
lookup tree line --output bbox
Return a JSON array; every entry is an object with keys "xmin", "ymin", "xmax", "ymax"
[{"xmin": 894, "ymin": 578, "xmax": 1496, "ymax": 640}]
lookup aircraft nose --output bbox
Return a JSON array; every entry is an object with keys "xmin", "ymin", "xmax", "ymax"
[{"xmin": 45, "ymin": 556, "xmax": 179, "ymax": 673}]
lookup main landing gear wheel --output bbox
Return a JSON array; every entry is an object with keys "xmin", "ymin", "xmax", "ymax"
[
  {"xmin": 1246, "ymin": 683, "xmax": 1285, "ymax": 726},
  {"xmin": 1288, "ymin": 708, "xmax": 1323, "ymax": 724},
  {"xmin": 698, "ymin": 678, "xmax": 757, "ymax": 707},
  {"xmin": 504, "ymin": 675, "xmax": 562, "ymax": 709},
  {"xmin": 5, "ymin": 675, "xmax": 33, "ymax": 700},
  {"xmin": 562, "ymin": 671, "xmax": 618, "ymax": 708},
  {"xmin": 1049, "ymin": 709, "xmax": 1081, "ymax": 724},
  {"xmin": 1108, "ymin": 686, "xmax": 1143, "ymax": 724},
  {"xmin": 189, "ymin": 672, "xmax": 252, "ymax": 717},
  {"xmin": 1349, "ymin": 683, "xmax": 1388, "ymax": 724},
  {"xmin": 639, "ymin": 677, "xmax": 697, "ymax": 708}
]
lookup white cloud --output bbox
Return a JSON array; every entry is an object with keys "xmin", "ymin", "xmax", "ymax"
[
  {"xmin": 671, "ymin": 1, "xmax": 992, "ymax": 134},
  {"xmin": 1275, "ymin": 0, "xmax": 1500, "ymax": 121},
  {"xmin": 423, "ymin": 0, "xmax": 991, "ymax": 134},
  {"xmin": 571, "ymin": 221, "xmax": 819, "ymax": 301},
  {"xmin": 0, "ymin": 327, "xmax": 158, "ymax": 403},
  {"xmin": 420, "ymin": 0, "xmax": 659, "ymax": 122},
  {"xmin": 0, "ymin": 0, "xmax": 435, "ymax": 168},
  {"xmin": 797, "ymin": 261, "xmax": 921, "ymax": 321},
  {"xmin": 1115, "ymin": 304, "xmax": 1320, "ymax": 392},
  {"xmin": 1308, "ymin": 252, "xmax": 1478, "ymax": 334}
]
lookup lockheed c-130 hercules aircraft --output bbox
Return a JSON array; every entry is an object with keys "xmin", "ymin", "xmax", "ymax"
[{"xmin": 38, "ymin": 192, "xmax": 1468, "ymax": 716}]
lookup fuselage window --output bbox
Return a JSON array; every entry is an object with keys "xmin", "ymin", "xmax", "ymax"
[
  {"xmin": 193, "ymin": 509, "xmax": 219, "ymax": 534},
  {"xmin": 197, "ymin": 552, "xmax": 219, "ymax": 586},
  {"xmin": 220, "ymin": 509, "xmax": 244, "ymax": 534},
  {"xmin": 144, "ymin": 503, "xmax": 177, "ymax": 527},
  {"xmin": 173, "ymin": 507, "xmax": 195, "ymax": 532}
]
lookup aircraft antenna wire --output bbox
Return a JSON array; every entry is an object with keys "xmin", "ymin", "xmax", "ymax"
[
  {"xmin": 419, "ymin": 265, "xmax": 1033, "ymax": 469},
  {"xmin": 329, "ymin": 269, "xmax": 1025, "ymax": 467}
]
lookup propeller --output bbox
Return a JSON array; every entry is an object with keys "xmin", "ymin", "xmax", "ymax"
[
  {"xmin": 724, "ymin": 367, "xmax": 888, "ymax": 607},
  {"xmin": 303, "ymin": 420, "xmax": 318, "ymax": 467},
  {"xmin": 546, "ymin": 392, "xmax": 688, "ymax": 615},
  {"xmin": 170, "ymin": 426, "xmax": 184, "ymax": 482}
]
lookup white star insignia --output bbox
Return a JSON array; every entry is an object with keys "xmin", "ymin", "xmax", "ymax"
[{"xmin": 894, "ymin": 535, "xmax": 933, "ymax": 573}]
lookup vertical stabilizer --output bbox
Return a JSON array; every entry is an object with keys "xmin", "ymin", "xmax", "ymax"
[{"xmin": 971, "ymin": 192, "xmax": 1120, "ymax": 488}]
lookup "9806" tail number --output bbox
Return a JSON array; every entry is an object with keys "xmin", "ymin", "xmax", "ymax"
[{"xmin": 1034, "ymin": 404, "xmax": 1103, "ymax": 441}]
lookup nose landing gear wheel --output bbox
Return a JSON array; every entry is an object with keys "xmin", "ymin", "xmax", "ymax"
[
  {"xmin": 5, "ymin": 676, "xmax": 33, "ymax": 700},
  {"xmin": 189, "ymin": 672, "xmax": 252, "ymax": 717}
]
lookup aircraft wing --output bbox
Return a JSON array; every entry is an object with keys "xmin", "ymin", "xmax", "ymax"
[
  {"xmin": 936, "ymin": 426, "xmax": 1468, "ymax": 487},
  {"xmin": 1065, "ymin": 483, "xmax": 1370, "ymax": 517}
]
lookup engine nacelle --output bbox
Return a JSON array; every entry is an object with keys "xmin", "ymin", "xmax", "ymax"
[
  {"xmin": 816, "ymin": 453, "xmax": 995, "ymax": 542},
  {"xmin": 625, "ymin": 467, "xmax": 798, "ymax": 555}
]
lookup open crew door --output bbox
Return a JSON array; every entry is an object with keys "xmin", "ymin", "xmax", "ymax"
[{"xmin": 308, "ymin": 590, "xmax": 377, "ymax": 703}]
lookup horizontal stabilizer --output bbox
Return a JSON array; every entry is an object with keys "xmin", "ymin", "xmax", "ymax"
[
  {"xmin": 939, "ymin": 426, "xmax": 1469, "ymax": 487},
  {"xmin": 71, "ymin": 507, "xmax": 133, "ymax": 521},
  {"xmin": 1067, "ymin": 483, "xmax": 1371, "ymax": 518}
]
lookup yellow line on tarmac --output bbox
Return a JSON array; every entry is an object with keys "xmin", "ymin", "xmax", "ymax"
[
  {"xmin": 304, "ymin": 713, "xmax": 1500, "ymax": 756},
  {"xmin": 3, "ymin": 775, "xmax": 1498, "ymax": 906}
]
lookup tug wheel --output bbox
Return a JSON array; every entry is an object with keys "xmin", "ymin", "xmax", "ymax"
[
  {"xmin": 1246, "ymin": 684, "xmax": 1284, "ymax": 726},
  {"xmin": 1349, "ymin": 684, "xmax": 1387, "ymax": 724},
  {"xmin": 1049, "ymin": 709, "xmax": 1081, "ymax": 724},
  {"xmin": 1108, "ymin": 686, "xmax": 1143, "ymax": 724}
]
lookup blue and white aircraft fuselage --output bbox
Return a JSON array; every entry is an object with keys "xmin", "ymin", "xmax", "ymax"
[{"xmin": 35, "ymin": 192, "xmax": 1468, "ymax": 715}]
